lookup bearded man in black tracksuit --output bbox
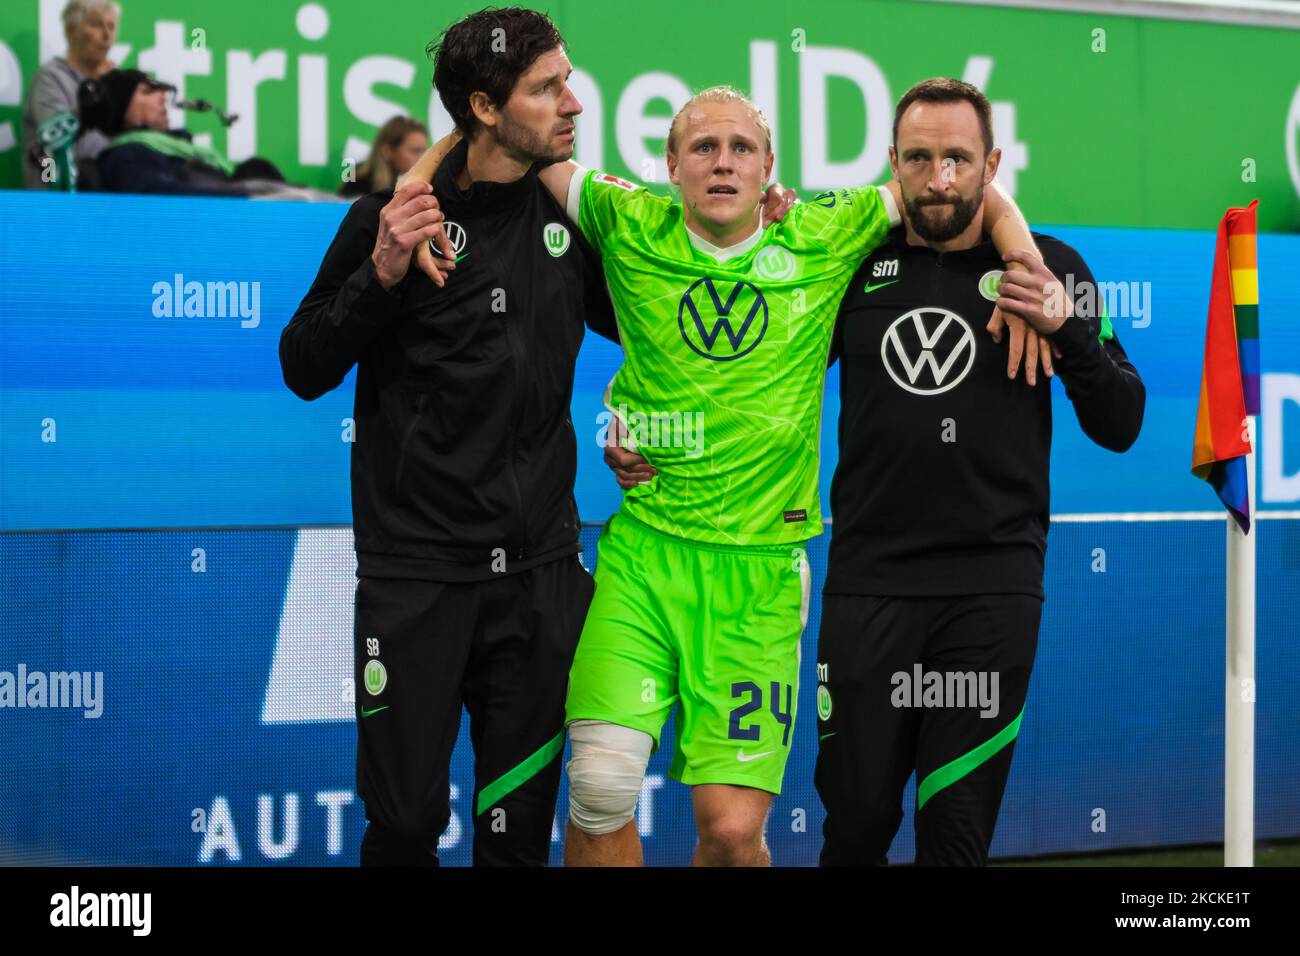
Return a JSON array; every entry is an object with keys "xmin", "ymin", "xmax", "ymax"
[
  {"xmin": 815, "ymin": 79, "xmax": 1146, "ymax": 866},
  {"xmin": 279, "ymin": 9, "xmax": 618, "ymax": 866}
]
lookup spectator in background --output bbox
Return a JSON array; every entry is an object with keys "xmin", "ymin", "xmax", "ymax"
[
  {"xmin": 77, "ymin": 68, "xmax": 290, "ymax": 197},
  {"xmin": 21, "ymin": 0, "xmax": 120, "ymax": 189},
  {"xmin": 339, "ymin": 116, "xmax": 429, "ymax": 197}
]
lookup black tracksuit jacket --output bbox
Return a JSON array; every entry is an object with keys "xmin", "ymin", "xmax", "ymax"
[
  {"xmin": 825, "ymin": 229, "xmax": 1146, "ymax": 598},
  {"xmin": 280, "ymin": 140, "xmax": 618, "ymax": 580}
]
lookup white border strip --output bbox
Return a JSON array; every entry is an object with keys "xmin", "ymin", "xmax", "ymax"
[
  {"xmin": 918, "ymin": 0, "xmax": 1300, "ymax": 29},
  {"xmin": 1052, "ymin": 511, "xmax": 1300, "ymax": 522},
  {"xmin": 4, "ymin": 513, "xmax": 1298, "ymax": 533}
]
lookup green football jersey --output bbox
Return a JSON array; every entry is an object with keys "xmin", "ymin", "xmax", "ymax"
[{"xmin": 573, "ymin": 169, "xmax": 898, "ymax": 546}]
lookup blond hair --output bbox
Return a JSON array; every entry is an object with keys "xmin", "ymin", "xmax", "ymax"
[{"xmin": 666, "ymin": 86, "xmax": 772, "ymax": 157}]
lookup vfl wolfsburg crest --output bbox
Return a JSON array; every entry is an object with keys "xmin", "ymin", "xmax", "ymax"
[
  {"xmin": 817, "ymin": 684, "xmax": 833, "ymax": 721},
  {"xmin": 543, "ymin": 222, "xmax": 571, "ymax": 257},
  {"xmin": 753, "ymin": 245, "xmax": 796, "ymax": 281},
  {"xmin": 978, "ymin": 269, "xmax": 1003, "ymax": 302},
  {"xmin": 363, "ymin": 659, "xmax": 387, "ymax": 696}
]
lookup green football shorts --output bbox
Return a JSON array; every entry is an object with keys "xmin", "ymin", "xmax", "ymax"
[{"xmin": 565, "ymin": 510, "xmax": 811, "ymax": 794}]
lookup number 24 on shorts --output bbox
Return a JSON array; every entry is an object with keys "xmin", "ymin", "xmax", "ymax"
[{"xmin": 728, "ymin": 681, "xmax": 794, "ymax": 746}]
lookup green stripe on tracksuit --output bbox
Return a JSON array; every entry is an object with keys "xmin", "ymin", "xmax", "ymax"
[
  {"xmin": 476, "ymin": 732, "xmax": 565, "ymax": 816},
  {"xmin": 814, "ymin": 593, "xmax": 1042, "ymax": 866},
  {"xmin": 916, "ymin": 708, "xmax": 1025, "ymax": 810}
]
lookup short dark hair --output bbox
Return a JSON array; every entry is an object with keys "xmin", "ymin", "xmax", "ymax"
[
  {"xmin": 892, "ymin": 77, "xmax": 994, "ymax": 156},
  {"xmin": 428, "ymin": 7, "xmax": 566, "ymax": 138}
]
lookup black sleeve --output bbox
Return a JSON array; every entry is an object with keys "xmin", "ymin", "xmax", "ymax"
[
  {"xmin": 1041, "ymin": 237, "xmax": 1146, "ymax": 453},
  {"xmin": 577, "ymin": 231, "xmax": 619, "ymax": 345},
  {"xmin": 279, "ymin": 193, "xmax": 405, "ymax": 400}
]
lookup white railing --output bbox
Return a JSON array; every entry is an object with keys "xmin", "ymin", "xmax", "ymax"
[{"xmin": 922, "ymin": 0, "xmax": 1300, "ymax": 28}]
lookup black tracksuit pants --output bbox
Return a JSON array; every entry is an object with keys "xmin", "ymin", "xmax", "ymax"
[
  {"xmin": 815, "ymin": 593, "xmax": 1041, "ymax": 866},
  {"xmin": 354, "ymin": 555, "xmax": 595, "ymax": 866}
]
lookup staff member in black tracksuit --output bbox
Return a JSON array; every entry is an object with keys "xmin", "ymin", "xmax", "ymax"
[
  {"xmin": 280, "ymin": 8, "xmax": 618, "ymax": 866},
  {"xmin": 815, "ymin": 78, "xmax": 1146, "ymax": 866}
]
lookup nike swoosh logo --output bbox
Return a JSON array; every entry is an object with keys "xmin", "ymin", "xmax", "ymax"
[
  {"xmin": 736, "ymin": 749, "xmax": 775, "ymax": 762},
  {"xmin": 360, "ymin": 706, "xmax": 389, "ymax": 718},
  {"xmin": 454, "ymin": 253, "xmax": 470, "ymax": 263},
  {"xmin": 819, "ymin": 732, "xmax": 837, "ymax": 741},
  {"xmin": 862, "ymin": 280, "xmax": 899, "ymax": 294}
]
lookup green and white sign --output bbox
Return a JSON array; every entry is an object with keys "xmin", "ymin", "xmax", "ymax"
[{"xmin": 2, "ymin": 0, "xmax": 1295, "ymax": 229}]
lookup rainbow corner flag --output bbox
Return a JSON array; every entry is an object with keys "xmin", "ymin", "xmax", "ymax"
[{"xmin": 1192, "ymin": 200, "xmax": 1260, "ymax": 533}]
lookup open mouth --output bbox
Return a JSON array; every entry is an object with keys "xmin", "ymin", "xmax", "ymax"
[{"xmin": 706, "ymin": 185, "xmax": 738, "ymax": 196}]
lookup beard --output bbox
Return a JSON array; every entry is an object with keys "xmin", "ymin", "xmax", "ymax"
[
  {"xmin": 903, "ymin": 182, "xmax": 984, "ymax": 243},
  {"xmin": 495, "ymin": 109, "xmax": 570, "ymax": 165}
]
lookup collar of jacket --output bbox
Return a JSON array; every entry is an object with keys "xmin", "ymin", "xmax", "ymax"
[{"xmin": 434, "ymin": 136, "xmax": 538, "ymax": 213}]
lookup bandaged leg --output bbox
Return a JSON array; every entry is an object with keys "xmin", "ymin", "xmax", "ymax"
[{"xmin": 566, "ymin": 719, "xmax": 653, "ymax": 835}]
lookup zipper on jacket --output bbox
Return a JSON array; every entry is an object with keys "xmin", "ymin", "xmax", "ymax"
[{"xmin": 500, "ymin": 303, "xmax": 528, "ymax": 561}]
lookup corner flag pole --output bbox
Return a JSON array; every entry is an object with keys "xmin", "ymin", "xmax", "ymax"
[
  {"xmin": 1192, "ymin": 199, "xmax": 1259, "ymax": 867},
  {"xmin": 1224, "ymin": 416, "xmax": 1256, "ymax": 868}
]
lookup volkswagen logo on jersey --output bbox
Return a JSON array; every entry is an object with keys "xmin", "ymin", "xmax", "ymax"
[
  {"xmin": 434, "ymin": 221, "xmax": 468, "ymax": 257},
  {"xmin": 678, "ymin": 277, "xmax": 769, "ymax": 361},
  {"xmin": 881, "ymin": 307, "xmax": 977, "ymax": 395}
]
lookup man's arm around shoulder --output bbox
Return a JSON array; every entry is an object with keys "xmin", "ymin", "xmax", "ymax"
[{"xmin": 1040, "ymin": 237, "xmax": 1146, "ymax": 452}]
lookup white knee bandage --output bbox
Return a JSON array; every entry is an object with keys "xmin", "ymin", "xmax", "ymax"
[{"xmin": 566, "ymin": 720, "xmax": 653, "ymax": 836}]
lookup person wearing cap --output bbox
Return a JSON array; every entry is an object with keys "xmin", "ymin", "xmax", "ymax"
[
  {"xmin": 21, "ymin": 0, "xmax": 120, "ymax": 189},
  {"xmin": 78, "ymin": 68, "xmax": 285, "ymax": 196}
]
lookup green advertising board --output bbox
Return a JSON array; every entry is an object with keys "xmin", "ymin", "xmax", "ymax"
[{"xmin": 2, "ymin": 0, "xmax": 1296, "ymax": 229}]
